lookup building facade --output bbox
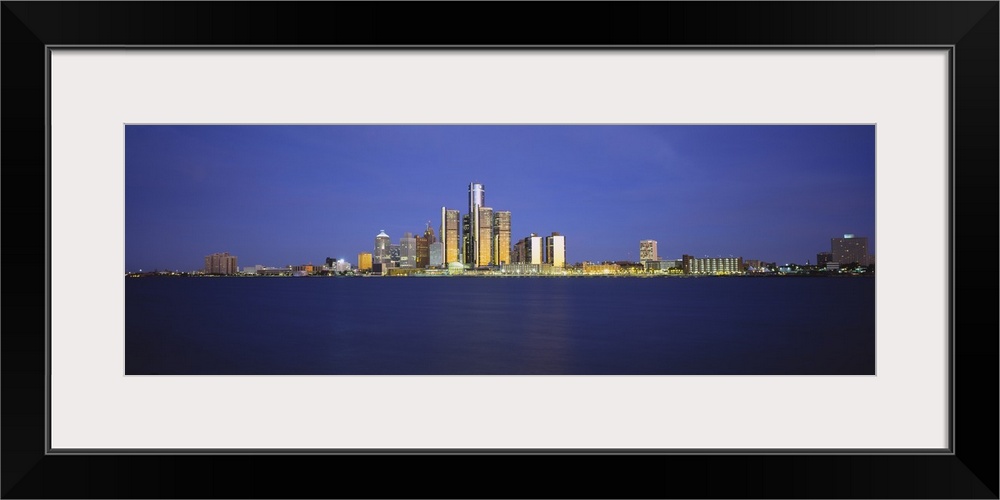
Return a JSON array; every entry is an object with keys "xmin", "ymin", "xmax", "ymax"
[
  {"xmin": 399, "ymin": 232, "xmax": 416, "ymax": 268},
  {"xmin": 464, "ymin": 183, "xmax": 486, "ymax": 266},
  {"xmin": 429, "ymin": 242, "xmax": 444, "ymax": 267},
  {"xmin": 374, "ymin": 230, "xmax": 391, "ymax": 264},
  {"xmin": 357, "ymin": 252, "xmax": 373, "ymax": 271},
  {"xmin": 544, "ymin": 232, "xmax": 566, "ymax": 268},
  {"xmin": 640, "ymin": 240, "xmax": 659, "ymax": 262},
  {"xmin": 204, "ymin": 252, "xmax": 238, "ymax": 275},
  {"xmin": 681, "ymin": 255, "xmax": 744, "ymax": 275},
  {"xmin": 415, "ymin": 234, "xmax": 429, "ymax": 268},
  {"xmin": 493, "ymin": 210, "xmax": 511, "ymax": 265},
  {"xmin": 441, "ymin": 208, "xmax": 461, "ymax": 265},
  {"xmin": 831, "ymin": 234, "xmax": 870, "ymax": 265},
  {"xmin": 477, "ymin": 206, "xmax": 494, "ymax": 267}
]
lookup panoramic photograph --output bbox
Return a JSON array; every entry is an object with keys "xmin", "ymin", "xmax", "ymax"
[{"xmin": 125, "ymin": 124, "xmax": 876, "ymax": 375}]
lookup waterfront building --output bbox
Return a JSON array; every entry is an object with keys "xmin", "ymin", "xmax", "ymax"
[
  {"xmin": 429, "ymin": 242, "xmax": 444, "ymax": 267},
  {"xmin": 681, "ymin": 255, "xmax": 744, "ymax": 275},
  {"xmin": 464, "ymin": 183, "xmax": 486, "ymax": 266},
  {"xmin": 511, "ymin": 238, "xmax": 525, "ymax": 263},
  {"xmin": 374, "ymin": 230, "xmax": 391, "ymax": 264},
  {"xmin": 204, "ymin": 252, "xmax": 238, "ymax": 275},
  {"xmin": 399, "ymin": 232, "xmax": 416, "ymax": 268},
  {"xmin": 493, "ymin": 211, "xmax": 511, "ymax": 265},
  {"xmin": 640, "ymin": 240, "xmax": 659, "ymax": 262},
  {"xmin": 477, "ymin": 206, "xmax": 494, "ymax": 266},
  {"xmin": 357, "ymin": 252, "xmax": 373, "ymax": 271},
  {"xmin": 388, "ymin": 244, "xmax": 401, "ymax": 268},
  {"xmin": 416, "ymin": 233, "xmax": 429, "ymax": 268},
  {"xmin": 423, "ymin": 223, "xmax": 436, "ymax": 244},
  {"xmin": 831, "ymin": 234, "xmax": 870, "ymax": 265},
  {"xmin": 441, "ymin": 208, "xmax": 461, "ymax": 264},
  {"xmin": 644, "ymin": 259, "xmax": 680, "ymax": 272},
  {"xmin": 583, "ymin": 262, "xmax": 620, "ymax": 275},
  {"xmin": 527, "ymin": 234, "xmax": 543, "ymax": 265},
  {"xmin": 291, "ymin": 264, "xmax": 317, "ymax": 275},
  {"xmin": 500, "ymin": 262, "xmax": 541, "ymax": 275},
  {"xmin": 544, "ymin": 232, "xmax": 566, "ymax": 268},
  {"xmin": 462, "ymin": 213, "xmax": 472, "ymax": 265}
]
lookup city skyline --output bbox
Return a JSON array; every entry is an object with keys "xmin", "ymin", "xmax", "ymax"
[{"xmin": 125, "ymin": 125, "xmax": 876, "ymax": 272}]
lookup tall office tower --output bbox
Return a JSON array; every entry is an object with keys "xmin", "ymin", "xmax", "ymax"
[
  {"xmin": 544, "ymin": 232, "xmax": 566, "ymax": 268},
  {"xmin": 477, "ymin": 206, "xmax": 494, "ymax": 266},
  {"xmin": 441, "ymin": 208, "xmax": 461, "ymax": 264},
  {"xmin": 461, "ymin": 213, "xmax": 472, "ymax": 265},
  {"xmin": 400, "ymin": 232, "xmax": 417, "ymax": 268},
  {"xmin": 374, "ymin": 230, "xmax": 391, "ymax": 264},
  {"xmin": 415, "ymin": 233, "xmax": 429, "ymax": 268},
  {"xmin": 429, "ymin": 242, "xmax": 444, "ymax": 267},
  {"xmin": 831, "ymin": 234, "xmax": 869, "ymax": 265},
  {"xmin": 639, "ymin": 240, "xmax": 658, "ymax": 262},
  {"xmin": 423, "ymin": 222, "xmax": 436, "ymax": 245},
  {"xmin": 493, "ymin": 211, "xmax": 511, "ymax": 265},
  {"xmin": 357, "ymin": 252, "xmax": 373, "ymax": 271},
  {"xmin": 204, "ymin": 252, "xmax": 238, "ymax": 275},
  {"xmin": 524, "ymin": 234, "xmax": 543, "ymax": 265},
  {"xmin": 468, "ymin": 183, "xmax": 485, "ymax": 265},
  {"xmin": 388, "ymin": 244, "xmax": 401, "ymax": 267},
  {"xmin": 511, "ymin": 238, "xmax": 525, "ymax": 263}
]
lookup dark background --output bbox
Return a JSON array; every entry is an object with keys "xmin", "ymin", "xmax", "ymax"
[{"xmin": 3, "ymin": 2, "xmax": 997, "ymax": 498}]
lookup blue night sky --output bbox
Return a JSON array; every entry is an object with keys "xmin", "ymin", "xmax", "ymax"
[{"xmin": 125, "ymin": 125, "xmax": 875, "ymax": 272}]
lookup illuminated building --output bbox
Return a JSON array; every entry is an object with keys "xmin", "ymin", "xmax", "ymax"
[
  {"xmin": 416, "ymin": 234, "xmax": 429, "ymax": 268},
  {"xmin": 399, "ymin": 232, "xmax": 416, "ymax": 268},
  {"xmin": 493, "ymin": 211, "xmax": 511, "ymax": 265},
  {"xmin": 640, "ymin": 240, "xmax": 658, "ymax": 262},
  {"xmin": 441, "ymin": 208, "xmax": 461, "ymax": 264},
  {"xmin": 477, "ymin": 206, "xmax": 494, "ymax": 266},
  {"xmin": 374, "ymin": 230, "xmax": 391, "ymax": 264},
  {"xmin": 831, "ymin": 234, "xmax": 871, "ymax": 265},
  {"xmin": 358, "ymin": 252, "xmax": 373, "ymax": 271},
  {"xmin": 681, "ymin": 255, "xmax": 744, "ymax": 274},
  {"xmin": 544, "ymin": 232, "xmax": 566, "ymax": 268},
  {"xmin": 204, "ymin": 252, "xmax": 238, "ymax": 275},
  {"xmin": 429, "ymin": 242, "xmax": 443, "ymax": 267},
  {"xmin": 464, "ymin": 182, "xmax": 486, "ymax": 265}
]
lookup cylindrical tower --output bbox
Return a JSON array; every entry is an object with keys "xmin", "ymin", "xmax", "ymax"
[
  {"xmin": 374, "ymin": 230, "xmax": 390, "ymax": 264},
  {"xmin": 467, "ymin": 183, "xmax": 485, "ymax": 266}
]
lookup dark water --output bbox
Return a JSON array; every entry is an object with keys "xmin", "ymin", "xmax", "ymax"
[{"xmin": 125, "ymin": 276, "xmax": 876, "ymax": 375}]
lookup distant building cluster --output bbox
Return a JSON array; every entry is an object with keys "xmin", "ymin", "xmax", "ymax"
[
  {"xmin": 180, "ymin": 192, "xmax": 873, "ymax": 278},
  {"xmin": 366, "ymin": 182, "xmax": 565, "ymax": 275}
]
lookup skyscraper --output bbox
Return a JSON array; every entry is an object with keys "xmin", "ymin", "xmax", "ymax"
[
  {"xmin": 415, "ymin": 233, "xmax": 429, "ymax": 268},
  {"xmin": 461, "ymin": 213, "xmax": 472, "ymax": 265},
  {"xmin": 423, "ymin": 223, "xmax": 436, "ymax": 245},
  {"xmin": 466, "ymin": 183, "xmax": 485, "ymax": 266},
  {"xmin": 831, "ymin": 234, "xmax": 870, "ymax": 265},
  {"xmin": 493, "ymin": 211, "xmax": 511, "ymax": 265},
  {"xmin": 357, "ymin": 252, "xmax": 373, "ymax": 271},
  {"xmin": 521, "ymin": 233, "xmax": 543, "ymax": 265},
  {"xmin": 640, "ymin": 240, "xmax": 658, "ymax": 262},
  {"xmin": 441, "ymin": 207, "xmax": 461, "ymax": 265},
  {"xmin": 400, "ymin": 232, "xmax": 416, "ymax": 268},
  {"xmin": 544, "ymin": 232, "xmax": 566, "ymax": 267},
  {"xmin": 374, "ymin": 230, "xmax": 391, "ymax": 264},
  {"xmin": 477, "ymin": 206, "xmax": 494, "ymax": 266}
]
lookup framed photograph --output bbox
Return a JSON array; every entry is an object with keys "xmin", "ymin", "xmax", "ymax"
[{"xmin": 5, "ymin": 2, "xmax": 996, "ymax": 498}]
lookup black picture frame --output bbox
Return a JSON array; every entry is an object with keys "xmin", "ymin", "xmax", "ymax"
[{"xmin": 3, "ymin": 2, "xmax": 996, "ymax": 498}]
